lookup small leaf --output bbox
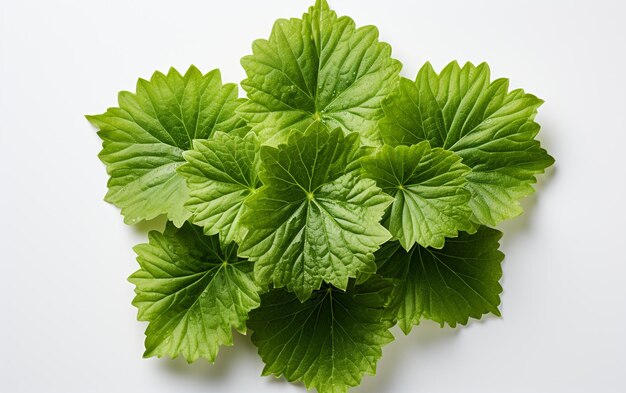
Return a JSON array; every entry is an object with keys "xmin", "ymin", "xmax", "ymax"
[
  {"xmin": 178, "ymin": 132, "xmax": 260, "ymax": 245},
  {"xmin": 238, "ymin": 124, "xmax": 393, "ymax": 301},
  {"xmin": 129, "ymin": 222, "xmax": 261, "ymax": 363},
  {"xmin": 376, "ymin": 227, "xmax": 504, "ymax": 332},
  {"xmin": 362, "ymin": 142, "xmax": 473, "ymax": 250},
  {"xmin": 248, "ymin": 276, "xmax": 395, "ymax": 393},
  {"xmin": 380, "ymin": 61, "xmax": 555, "ymax": 226},
  {"xmin": 87, "ymin": 66, "xmax": 247, "ymax": 226},
  {"xmin": 240, "ymin": 0, "xmax": 401, "ymax": 146}
]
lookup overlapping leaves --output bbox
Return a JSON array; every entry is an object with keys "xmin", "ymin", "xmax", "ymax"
[
  {"xmin": 88, "ymin": 0, "xmax": 554, "ymax": 392},
  {"xmin": 87, "ymin": 66, "xmax": 247, "ymax": 226},
  {"xmin": 380, "ymin": 61, "xmax": 555, "ymax": 226}
]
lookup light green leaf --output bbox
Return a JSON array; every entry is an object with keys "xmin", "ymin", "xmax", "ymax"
[
  {"xmin": 129, "ymin": 222, "xmax": 261, "ymax": 363},
  {"xmin": 238, "ymin": 124, "xmax": 393, "ymax": 301},
  {"xmin": 248, "ymin": 276, "xmax": 395, "ymax": 393},
  {"xmin": 178, "ymin": 132, "xmax": 260, "ymax": 245},
  {"xmin": 362, "ymin": 142, "xmax": 473, "ymax": 250},
  {"xmin": 239, "ymin": 0, "xmax": 401, "ymax": 146},
  {"xmin": 380, "ymin": 61, "xmax": 555, "ymax": 226},
  {"xmin": 87, "ymin": 66, "xmax": 248, "ymax": 226},
  {"xmin": 376, "ymin": 227, "xmax": 504, "ymax": 333}
]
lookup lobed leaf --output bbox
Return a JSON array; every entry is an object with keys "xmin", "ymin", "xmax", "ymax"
[
  {"xmin": 376, "ymin": 227, "xmax": 504, "ymax": 333},
  {"xmin": 238, "ymin": 124, "xmax": 393, "ymax": 301},
  {"xmin": 248, "ymin": 276, "xmax": 395, "ymax": 393},
  {"xmin": 129, "ymin": 222, "xmax": 261, "ymax": 363},
  {"xmin": 178, "ymin": 132, "xmax": 261, "ymax": 245},
  {"xmin": 240, "ymin": 0, "xmax": 401, "ymax": 146},
  {"xmin": 362, "ymin": 142, "xmax": 473, "ymax": 250}
]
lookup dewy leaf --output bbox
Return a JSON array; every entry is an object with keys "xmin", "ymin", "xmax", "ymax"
[
  {"xmin": 239, "ymin": 0, "xmax": 401, "ymax": 146},
  {"xmin": 362, "ymin": 142, "xmax": 473, "ymax": 250},
  {"xmin": 87, "ymin": 66, "xmax": 248, "ymax": 226},
  {"xmin": 376, "ymin": 226, "xmax": 504, "ymax": 333},
  {"xmin": 129, "ymin": 222, "xmax": 261, "ymax": 363},
  {"xmin": 248, "ymin": 276, "xmax": 395, "ymax": 393},
  {"xmin": 380, "ymin": 61, "xmax": 555, "ymax": 226},
  {"xmin": 178, "ymin": 132, "xmax": 260, "ymax": 245},
  {"xmin": 238, "ymin": 124, "xmax": 393, "ymax": 301}
]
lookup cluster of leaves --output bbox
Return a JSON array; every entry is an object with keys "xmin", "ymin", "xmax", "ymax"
[{"xmin": 88, "ymin": 1, "xmax": 554, "ymax": 392}]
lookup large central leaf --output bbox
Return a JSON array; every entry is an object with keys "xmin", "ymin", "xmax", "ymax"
[
  {"xmin": 239, "ymin": 0, "xmax": 401, "ymax": 146},
  {"xmin": 248, "ymin": 276, "xmax": 395, "ymax": 393},
  {"xmin": 380, "ymin": 61, "xmax": 555, "ymax": 226},
  {"xmin": 129, "ymin": 222, "xmax": 261, "ymax": 363},
  {"xmin": 238, "ymin": 125, "xmax": 393, "ymax": 301},
  {"xmin": 87, "ymin": 66, "xmax": 247, "ymax": 226}
]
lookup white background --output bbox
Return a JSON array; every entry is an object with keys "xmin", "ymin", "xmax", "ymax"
[{"xmin": 1, "ymin": 0, "xmax": 625, "ymax": 392}]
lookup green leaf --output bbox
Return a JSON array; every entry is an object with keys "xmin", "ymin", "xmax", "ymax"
[
  {"xmin": 380, "ymin": 61, "xmax": 555, "ymax": 226},
  {"xmin": 362, "ymin": 142, "xmax": 473, "ymax": 250},
  {"xmin": 238, "ymin": 124, "xmax": 393, "ymax": 301},
  {"xmin": 248, "ymin": 276, "xmax": 395, "ymax": 393},
  {"xmin": 87, "ymin": 66, "xmax": 248, "ymax": 226},
  {"xmin": 129, "ymin": 222, "xmax": 261, "ymax": 363},
  {"xmin": 178, "ymin": 132, "xmax": 260, "ymax": 245},
  {"xmin": 239, "ymin": 0, "xmax": 401, "ymax": 146},
  {"xmin": 376, "ymin": 227, "xmax": 504, "ymax": 333}
]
